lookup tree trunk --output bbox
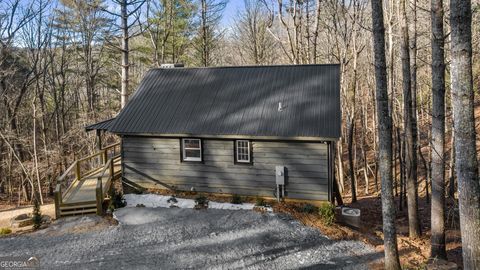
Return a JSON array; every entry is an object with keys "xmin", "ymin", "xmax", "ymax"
[
  {"xmin": 448, "ymin": 135, "xmax": 456, "ymax": 198},
  {"xmin": 387, "ymin": 0, "xmax": 395, "ymax": 118},
  {"xmin": 400, "ymin": 0, "xmax": 421, "ymax": 238},
  {"xmin": 337, "ymin": 143, "xmax": 345, "ymax": 193},
  {"xmin": 312, "ymin": 0, "xmax": 322, "ymax": 63},
  {"xmin": 419, "ymin": 147, "xmax": 430, "ymax": 204},
  {"xmin": 121, "ymin": 0, "xmax": 129, "ymax": 108},
  {"xmin": 370, "ymin": 0, "xmax": 401, "ymax": 268},
  {"xmin": 370, "ymin": 82, "xmax": 379, "ymax": 193},
  {"xmin": 398, "ymin": 128, "xmax": 404, "ymax": 212},
  {"xmin": 362, "ymin": 104, "xmax": 370, "ymax": 195},
  {"xmin": 449, "ymin": 1, "xmax": 480, "ymax": 268},
  {"xmin": 411, "ymin": 0, "xmax": 420, "ymax": 207},
  {"xmin": 201, "ymin": 0, "xmax": 208, "ymax": 67},
  {"xmin": 430, "ymin": 0, "xmax": 447, "ymax": 259},
  {"xmin": 348, "ymin": 118, "xmax": 357, "ymax": 202},
  {"xmin": 32, "ymin": 95, "xmax": 44, "ymax": 205},
  {"xmin": 393, "ymin": 131, "xmax": 398, "ymax": 197}
]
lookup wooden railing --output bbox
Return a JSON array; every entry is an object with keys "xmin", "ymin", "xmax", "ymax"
[
  {"xmin": 95, "ymin": 155, "xmax": 121, "ymax": 215},
  {"xmin": 54, "ymin": 143, "xmax": 121, "ymax": 218}
]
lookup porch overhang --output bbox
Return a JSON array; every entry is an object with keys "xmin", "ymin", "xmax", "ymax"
[{"xmin": 85, "ymin": 118, "xmax": 116, "ymax": 132}]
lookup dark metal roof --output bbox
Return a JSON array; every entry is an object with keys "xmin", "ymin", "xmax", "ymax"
[
  {"xmin": 85, "ymin": 118, "xmax": 116, "ymax": 132},
  {"xmin": 109, "ymin": 64, "xmax": 341, "ymax": 139}
]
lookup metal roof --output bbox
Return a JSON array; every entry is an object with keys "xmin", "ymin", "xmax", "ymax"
[
  {"xmin": 85, "ymin": 118, "xmax": 116, "ymax": 132},
  {"xmin": 109, "ymin": 64, "xmax": 341, "ymax": 140}
]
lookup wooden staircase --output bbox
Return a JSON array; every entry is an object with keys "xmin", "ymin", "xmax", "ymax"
[
  {"xmin": 59, "ymin": 202, "xmax": 97, "ymax": 216},
  {"xmin": 54, "ymin": 143, "xmax": 122, "ymax": 218}
]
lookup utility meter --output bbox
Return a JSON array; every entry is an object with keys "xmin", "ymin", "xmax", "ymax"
[{"xmin": 275, "ymin": 166, "xmax": 285, "ymax": 185}]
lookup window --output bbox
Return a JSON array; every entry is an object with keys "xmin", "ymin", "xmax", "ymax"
[
  {"xmin": 235, "ymin": 140, "xmax": 251, "ymax": 163},
  {"xmin": 182, "ymin": 138, "xmax": 202, "ymax": 162}
]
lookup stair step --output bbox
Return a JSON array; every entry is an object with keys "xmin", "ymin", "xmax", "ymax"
[
  {"xmin": 60, "ymin": 201, "xmax": 96, "ymax": 207},
  {"xmin": 60, "ymin": 208, "xmax": 97, "ymax": 214},
  {"xmin": 60, "ymin": 204, "xmax": 97, "ymax": 210},
  {"xmin": 60, "ymin": 208, "xmax": 97, "ymax": 216}
]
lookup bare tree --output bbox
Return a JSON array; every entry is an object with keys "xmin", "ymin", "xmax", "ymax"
[
  {"xmin": 449, "ymin": 0, "xmax": 480, "ymax": 268},
  {"xmin": 0, "ymin": 0, "xmax": 41, "ymax": 202},
  {"xmin": 21, "ymin": 0, "xmax": 53, "ymax": 205},
  {"xmin": 0, "ymin": 0, "xmax": 36, "ymax": 161},
  {"xmin": 370, "ymin": 0, "xmax": 401, "ymax": 268},
  {"xmin": 194, "ymin": 0, "xmax": 227, "ymax": 67},
  {"xmin": 103, "ymin": 0, "xmax": 147, "ymax": 108},
  {"xmin": 232, "ymin": 0, "xmax": 276, "ymax": 65},
  {"xmin": 399, "ymin": 0, "xmax": 421, "ymax": 239},
  {"xmin": 56, "ymin": 0, "xmax": 112, "ymax": 111},
  {"xmin": 430, "ymin": 0, "xmax": 447, "ymax": 260}
]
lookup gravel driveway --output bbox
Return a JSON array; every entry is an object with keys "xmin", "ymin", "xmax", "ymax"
[{"xmin": 0, "ymin": 207, "xmax": 379, "ymax": 269}]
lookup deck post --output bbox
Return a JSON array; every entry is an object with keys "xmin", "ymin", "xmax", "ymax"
[
  {"xmin": 102, "ymin": 150, "xmax": 108, "ymax": 165},
  {"xmin": 109, "ymin": 159, "xmax": 114, "ymax": 177},
  {"xmin": 96, "ymin": 130, "xmax": 102, "ymax": 150},
  {"xmin": 75, "ymin": 161, "xmax": 81, "ymax": 180},
  {"xmin": 54, "ymin": 184, "xmax": 62, "ymax": 219},
  {"xmin": 96, "ymin": 177, "xmax": 103, "ymax": 216}
]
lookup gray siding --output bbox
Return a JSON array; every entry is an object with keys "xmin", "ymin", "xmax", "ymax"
[{"xmin": 122, "ymin": 136, "xmax": 330, "ymax": 201}]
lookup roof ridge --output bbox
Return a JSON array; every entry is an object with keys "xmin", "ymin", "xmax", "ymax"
[{"xmin": 149, "ymin": 63, "xmax": 340, "ymax": 71}]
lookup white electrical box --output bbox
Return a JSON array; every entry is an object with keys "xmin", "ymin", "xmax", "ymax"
[{"xmin": 276, "ymin": 166, "xmax": 285, "ymax": 185}]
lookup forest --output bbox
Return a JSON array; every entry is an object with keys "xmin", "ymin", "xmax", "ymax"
[{"xmin": 0, "ymin": 0, "xmax": 479, "ymax": 269}]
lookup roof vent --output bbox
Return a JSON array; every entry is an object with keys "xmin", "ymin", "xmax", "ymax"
[
  {"xmin": 160, "ymin": 63, "xmax": 184, "ymax": 69},
  {"xmin": 278, "ymin": 102, "xmax": 284, "ymax": 112}
]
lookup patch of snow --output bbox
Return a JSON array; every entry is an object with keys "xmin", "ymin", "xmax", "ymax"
[
  {"xmin": 113, "ymin": 207, "xmax": 165, "ymax": 225},
  {"xmin": 123, "ymin": 193, "xmax": 272, "ymax": 211},
  {"xmin": 124, "ymin": 193, "xmax": 195, "ymax": 209},
  {"xmin": 208, "ymin": 201, "xmax": 254, "ymax": 210}
]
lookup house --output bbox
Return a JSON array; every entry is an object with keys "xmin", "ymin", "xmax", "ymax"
[{"xmin": 91, "ymin": 64, "xmax": 341, "ymax": 203}]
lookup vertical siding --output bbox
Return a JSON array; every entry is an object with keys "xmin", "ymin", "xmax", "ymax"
[{"xmin": 122, "ymin": 136, "xmax": 330, "ymax": 201}]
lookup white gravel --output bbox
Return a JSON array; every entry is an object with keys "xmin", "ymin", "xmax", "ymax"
[{"xmin": 0, "ymin": 207, "xmax": 380, "ymax": 269}]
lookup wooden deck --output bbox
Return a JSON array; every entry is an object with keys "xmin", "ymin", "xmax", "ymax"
[
  {"xmin": 62, "ymin": 160, "xmax": 122, "ymax": 204},
  {"xmin": 54, "ymin": 143, "xmax": 122, "ymax": 218}
]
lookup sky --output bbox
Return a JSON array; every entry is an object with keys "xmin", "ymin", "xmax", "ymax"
[{"xmin": 221, "ymin": 0, "xmax": 245, "ymax": 27}]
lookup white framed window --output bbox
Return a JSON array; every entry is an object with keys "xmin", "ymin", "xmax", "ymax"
[
  {"xmin": 235, "ymin": 140, "xmax": 251, "ymax": 163},
  {"xmin": 182, "ymin": 138, "xmax": 202, "ymax": 162}
]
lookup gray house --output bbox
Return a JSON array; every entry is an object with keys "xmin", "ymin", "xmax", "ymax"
[{"xmin": 103, "ymin": 64, "xmax": 340, "ymax": 202}]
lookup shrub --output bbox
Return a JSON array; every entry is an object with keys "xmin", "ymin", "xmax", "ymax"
[
  {"xmin": 167, "ymin": 195, "xmax": 178, "ymax": 204},
  {"xmin": 194, "ymin": 195, "xmax": 208, "ymax": 208},
  {"xmin": 255, "ymin": 197, "xmax": 267, "ymax": 207},
  {"xmin": 231, "ymin": 194, "xmax": 242, "ymax": 204},
  {"xmin": 300, "ymin": 203, "xmax": 318, "ymax": 214},
  {"xmin": 109, "ymin": 189, "xmax": 126, "ymax": 211},
  {"xmin": 32, "ymin": 193, "xmax": 42, "ymax": 230},
  {"xmin": 318, "ymin": 203, "xmax": 335, "ymax": 225},
  {"xmin": 0, "ymin": 228, "xmax": 12, "ymax": 235}
]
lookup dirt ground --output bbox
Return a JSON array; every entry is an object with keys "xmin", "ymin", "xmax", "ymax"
[
  {"xmin": 329, "ymin": 193, "xmax": 462, "ymax": 269},
  {"xmin": 0, "ymin": 203, "xmax": 56, "ymax": 232}
]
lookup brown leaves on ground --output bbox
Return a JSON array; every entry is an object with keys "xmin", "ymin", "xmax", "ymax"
[
  {"xmin": 274, "ymin": 196, "xmax": 462, "ymax": 269},
  {"xmin": 321, "ymin": 194, "xmax": 462, "ymax": 269}
]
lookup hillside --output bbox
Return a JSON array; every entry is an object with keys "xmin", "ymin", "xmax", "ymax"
[{"xmin": 336, "ymin": 101, "xmax": 480, "ymax": 268}]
